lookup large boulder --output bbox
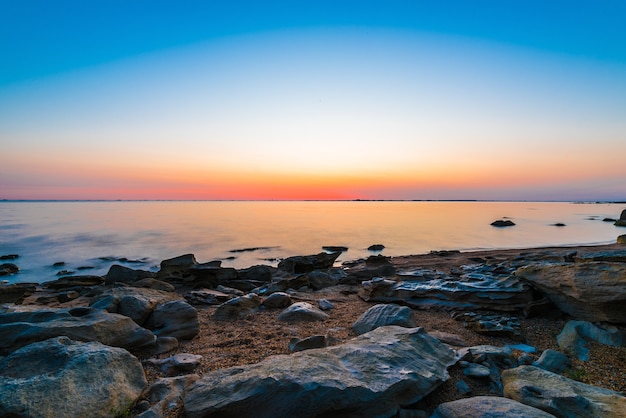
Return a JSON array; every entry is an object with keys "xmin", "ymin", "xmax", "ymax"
[
  {"xmin": 145, "ymin": 300, "xmax": 199, "ymax": 340},
  {"xmin": 0, "ymin": 336, "xmax": 147, "ymax": 418},
  {"xmin": 516, "ymin": 262, "xmax": 626, "ymax": 323},
  {"xmin": 278, "ymin": 252, "xmax": 340, "ymax": 274},
  {"xmin": 432, "ymin": 396, "xmax": 556, "ymax": 418},
  {"xmin": 351, "ymin": 303, "xmax": 417, "ymax": 335},
  {"xmin": 182, "ymin": 326, "xmax": 457, "ymax": 418},
  {"xmin": 502, "ymin": 365, "xmax": 626, "ymax": 418},
  {"xmin": 0, "ymin": 306, "xmax": 156, "ymax": 355}
]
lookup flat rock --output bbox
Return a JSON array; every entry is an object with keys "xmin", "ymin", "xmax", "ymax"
[
  {"xmin": 0, "ymin": 282, "xmax": 37, "ymax": 304},
  {"xmin": 516, "ymin": 262, "xmax": 626, "ymax": 323},
  {"xmin": 278, "ymin": 301, "xmax": 329, "ymax": 322},
  {"xmin": 556, "ymin": 320, "xmax": 626, "ymax": 361},
  {"xmin": 0, "ymin": 336, "xmax": 147, "ymax": 418},
  {"xmin": 42, "ymin": 274, "xmax": 104, "ymax": 289},
  {"xmin": 351, "ymin": 303, "xmax": 417, "ymax": 335},
  {"xmin": 432, "ymin": 396, "xmax": 556, "ymax": 418},
  {"xmin": 145, "ymin": 300, "xmax": 199, "ymax": 340},
  {"xmin": 503, "ymin": 365, "xmax": 626, "ymax": 418},
  {"xmin": 214, "ymin": 293, "xmax": 261, "ymax": 320},
  {"xmin": 182, "ymin": 326, "xmax": 457, "ymax": 418},
  {"xmin": 277, "ymin": 252, "xmax": 340, "ymax": 274}
]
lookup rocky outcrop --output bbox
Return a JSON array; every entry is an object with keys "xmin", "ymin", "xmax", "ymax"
[
  {"xmin": 105, "ymin": 264, "xmax": 156, "ymax": 285},
  {"xmin": 432, "ymin": 396, "xmax": 556, "ymax": 418},
  {"xmin": 277, "ymin": 252, "xmax": 340, "ymax": 274},
  {"xmin": 351, "ymin": 303, "xmax": 416, "ymax": 335},
  {"xmin": 0, "ymin": 282, "xmax": 36, "ymax": 304},
  {"xmin": 359, "ymin": 266, "xmax": 534, "ymax": 312},
  {"xmin": 0, "ymin": 306, "xmax": 156, "ymax": 355},
  {"xmin": 182, "ymin": 326, "xmax": 457, "ymax": 418},
  {"xmin": 502, "ymin": 365, "xmax": 626, "ymax": 418},
  {"xmin": 556, "ymin": 320, "xmax": 626, "ymax": 361},
  {"xmin": 516, "ymin": 262, "xmax": 626, "ymax": 323},
  {"xmin": 0, "ymin": 336, "xmax": 147, "ymax": 418}
]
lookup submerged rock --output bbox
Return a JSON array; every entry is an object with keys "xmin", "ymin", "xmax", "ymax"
[{"xmin": 491, "ymin": 220, "xmax": 515, "ymax": 227}]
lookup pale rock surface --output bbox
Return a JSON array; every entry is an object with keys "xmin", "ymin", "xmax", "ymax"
[
  {"xmin": 432, "ymin": 396, "xmax": 556, "ymax": 418},
  {"xmin": 351, "ymin": 303, "xmax": 417, "ymax": 335}
]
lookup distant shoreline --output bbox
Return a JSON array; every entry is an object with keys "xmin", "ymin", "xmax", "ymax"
[{"xmin": 2, "ymin": 199, "xmax": 625, "ymax": 203}]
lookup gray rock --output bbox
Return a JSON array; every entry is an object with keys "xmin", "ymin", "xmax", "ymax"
[
  {"xmin": 306, "ymin": 270, "xmax": 337, "ymax": 290},
  {"xmin": 157, "ymin": 254, "xmax": 198, "ymax": 280},
  {"xmin": 152, "ymin": 336, "xmax": 179, "ymax": 355},
  {"xmin": 557, "ymin": 320, "xmax": 626, "ymax": 361},
  {"xmin": 463, "ymin": 363, "xmax": 491, "ymax": 378},
  {"xmin": 516, "ymin": 262, "xmax": 626, "ymax": 323},
  {"xmin": 237, "ymin": 265, "xmax": 274, "ymax": 282},
  {"xmin": 503, "ymin": 365, "xmax": 626, "ymax": 418},
  {"xmin": 214, "ymin": 293, "xmax": 261, "ymax": 320},
  {"xmin": 132, "ymin": 278, "xmax": 176, "ymax": 292},
  {"xmin": 278, "ymin": 301, "xmax": 329, "ymax": 322},
  {"xmin": 0, "ymin": 336, "xmax": 147, "ymax": 418},
  {"xmin": 145, "ymin": 300, "xmax": 199, "ymax": 340},
  {"xmin": 458, "ymin": 345, "xmax": 515, "ymax": 369},
  {"xmin": 533, "ymin": 349, "xmax": 571, "ymax": 374},
  {"xmin": 137, "ymin": 374, "xmax": 199, "ymax": 418},
  {"xmin": 183, "ymin": 326, "xmax": 457, "ymax": 418},
  {"xmin": 0, "ymin": 306, "xmax": 156, "ymax": 355},
  {"xmin": 42, "ymin": 274, "xmax": 104, "ymax": 289},
  {"xmin": 351, "ymin": 303, "xmax": 417, "ymax": 335},
  {"xmin": 261, "ymin": 292, "xmax": 292, "ymax": 309},
  {"xmin": 432, "ymin": 396, "xmax": 556, "ymax": 418},
  {"xmin": 573, "ymin": 249, "xmax": 626, "ymax": 263},
  {"xmin": 277, "ymin": 252, "xmax": 340, "ymax": 273},
  {"xmin": 90, "ymin": 287, "xmax": 180, "ymax": 326},
  {"xmin": 105, "ymin": 264, "xmax": 156, "ymax": 285},
  {"xmin": 318, "ymin": 298, "xmax": 334, "ymax": 311},
  {"xmin": 289, "ymin": 335, "xmax": 328, "ymax": 352},
  {"xmin": 144, "ymin": 353, "xmax": 202, "ymax": 377},
  {"xmin": 187, "ymin": 263, "xmax": 238, "ymax": 288}
]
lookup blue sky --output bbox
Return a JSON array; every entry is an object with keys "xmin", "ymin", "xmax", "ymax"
[{"xmin": 1, "ymin": 1, "xmax": 625, "ymax": 200}]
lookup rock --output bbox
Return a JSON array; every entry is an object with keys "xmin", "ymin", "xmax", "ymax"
[
  {"xmin": 288, "ymin": 335, "xmax": 328, "ymax": 352},
  {"xmin": 261, "ymin": 292, "xmax": 292, "ymax": 309},
  {"xmin": 157, "ymin": 254, "xmax": 198, "ymax": 280},
  {"xmin": 306, "ymin": 270, "xmax": 338, "ymax": 290},
  {"xmin": 187, "ymin": 264, "xmax": 238, "ymax": 288},
  {"xmin": 456, "ymin": 379, "xmax": 472, "ymax": 395},
  {"xmin": 0, "ymin": 254, "xmax": 18, "ymax": 260},
  {"xmin": 517, "ymin": 262, "xmax": 626, "ymax": 323},
  {"xmin": 618, "ymin": 235, "xmax": 626, "ymax": 244},
  {"xmin": 0, "ymin": 336, "xmax": 147, "ymax": 418},
  {"xmin": 556, "ymin": 320, "xmax": 626, "ymax": 361},
  {"xmin": 182, "ymin": 326, "xmax": 457, "ymax": 418},
  {"xmin": 144, "ymin": 353, "xmax": 203, "ymax": 377},
  {"xmin": 532, "ymin": 349, "xmax": 571, "ymax": 374},
  {"xmin": 42, "ymin": 274, "xmax": 104, "ymax": 289},
  {"xmin": 614, "ymin": 209, "xmax": 626, "ymax": 226},
  {"xmin": 502, "ymin": 365, "xmax": 626, "ymax": 417},
  {"xmin": 573, "ymin": 249, "xmax": 626, "ymax": 263},
  {"xmin": 428, "ymin": 331, "xmax": 469, "ymax": 347},
  {"xmin": 145, "ymin": 300, "xmax": 199, "ymax": 340},
  {"xmin": 0, "ymin": 263, "xmax": 19, "ymax": 275},
  {"xmin": 214, "ymin": 293, "xmax": 261, "ymax": 320},
  {"xmin": 360, "ymin": 268, "xmax": 533, "ymax": 312},
  {"xmin": 351, "ymin": 303, "xmax": 417, "ymax": 335},
  {"xmin": 458, "ymin": 345, "xmax": 515, "ymax": 369},
  {"xmin": 264, "ymin": 274, "xmax": 310, "ymax": 293},
  {"xmin": 105, "ymin": 264, "xmax": 156, "ymax": 285},
  {"xmin": 456, "ymin": 312, "xmax": 523, "ymax": 340},
  {"xmin": 432, "ymin": 396, "xmax": 556, "ymax": 418},
  {"xmin": 318, "ymin": 298, "xmax": 334, "ymax": 311},
  {"xmin": 368, "ymin": 244, "xmax": 385, "ymax": 251},
  {"xmin": 0, "ymin": 282, "xmax": 36, "ymax": 304},
  {"xmin": 277, "ymin": 252, "xmax": 340, "ymax": 274},
  {"xmin": 90, "ymin": 287, "xmax": 180, "ymax": 326},
  {"xmin": 185, "ymin": 288, "xmax": 232, "ymax": 305},
  {"xmin": 137, "ymin": 374, "xmax": 199, "ymax": 418},
  {"xmin": 491, "ymin": 219, "xmax": 515, "ymax": 227},
  {"xmin": 0, "ymin": 306, "xmax": 156, "ymax": 355},
  {"xmin": 132, "ymin": 278, "xmax": 176, "ymax": 292},
  {"xmin": 463, "ymin": 363, "xmax": 492, "ymax": 379},
  {"xmin": 322, "ymin": 246, "xmax": 348, "ymax": 252},
  {"xmin": 237, "ymin": 265, "xmax": 274, "ymax": 282},
  {"xmin": 278, "ymin": 301, "xmax": 329, "ymax": 322},
  {"xmin": 152, "ymin": 336, "xmax": 179, "ymax": 355},
  {"xmin": 552, "ymin": 223, "xmax": 566, "ymax": 227}
]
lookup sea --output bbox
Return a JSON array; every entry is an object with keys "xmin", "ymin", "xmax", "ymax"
[{"xmin": 1, "ymin": 201, "xmax": 624, "ymax": 284}]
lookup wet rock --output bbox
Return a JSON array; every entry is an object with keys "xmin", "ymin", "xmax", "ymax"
[
  {"xmin": 105, "ymin": 264, "xmax": 156, "ymax": 285},
  {"xmin": 322, "ymin": 245, "xmax": 348, "ymax": 252},
  {"xmin": 0, "ymin": 263, "xmax": 19, "ymax": 276},
  {"xmin": 0, "ymin": 306, "xmax": 156, "ymax": 355},
  {"xmin": 517, "ymin": 262, "xmax": 626, "ymax": 323},
  {"xmin": 213, "ymin": 293, "xmax": 261, "ymax": 320},
  {"xmin": 556, "ymin": 320, "xmax": 626, "ymax": 361},
  {"xmin": 368, "ymin": 244, "xmax": 385, "ymax": 251},
  {"xmin": 351, "ymin": 303, "xmax": 417, "ymax": 335},
  {"xmin": 278, "ymin": 301, "xmax": 329, "ymax": 322},
  {"xmin": 491, "ymin": 219, "xmax": 515, "ymax": 227},
  {"xmin": 182, "ymin": 326, "xmax": 457, "ymax": 418},
  {"xmin": 237, "ymin": 264, "xmax": 274, "ymax": 282},
  {"xmin": 0, "ymin": 282, "xmax": 36, "ymax": 304},
  {"xmin": 145, "ymin": 300, "xmax": 199, "ymax": 340},
  {"xmin": 0, "ymin": 336, "xmax": 147, "ymax": 418},
  {"xmin": 144, "ymin": 353, "xmax": 202, "ymax": 377},
  {"xmin": 288, "ymin": 335, "xmax": 328, "ymax": 352},
  {"xmin": 432, "ymin": 396, "xmax": 556, "ymax": 418},
  {"xmin": 503, "ymin": 365, "xmax": 626, "ymax": 417},
  {"xmin": 0, "ymin": 254, "xmax": 18, "ymax": 260},
  {"xmin": 278, "ymin": 252, "xmax": 340, "ymax": 274}
]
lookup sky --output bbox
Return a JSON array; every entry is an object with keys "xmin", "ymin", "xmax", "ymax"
[{"xmin": 1, "ymin": 1, "xmax": 625, "ymax": 201}]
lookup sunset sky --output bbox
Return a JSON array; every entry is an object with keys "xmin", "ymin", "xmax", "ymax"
[{"xmin": 1, "ymin": 1, "xmax": 625, "ymax": 201}]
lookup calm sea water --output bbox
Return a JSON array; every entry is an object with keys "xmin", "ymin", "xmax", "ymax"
[{"xmin": 1, "ymin": 201, "xmax": 623, "ymax": 284}]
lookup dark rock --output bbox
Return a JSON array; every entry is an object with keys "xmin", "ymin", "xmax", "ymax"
[
  {"xmin": 306, "ymin": 270, "xmax": 337, "ymax": 290},
  {"xmin": 261, "ymin": 292, "xmax": 292, "ymax": 309},
  {"xmin": 491, "ymin": 219, "xmax": 515, "ymax": 227},
  {"xmin": 105, "ymin": 264, "xmax": 156, "ymax": 285},
  {"xmin": 552, "ymin": 223, "xmax": 566, "ymax": 227},
  {"xmin": 137, "ymin": 374, "xmax": 199, "ymax": 418},
  {"xmin": 90, "ymin": 287, "xmax": 180, "ymax": 326},
  {"xmin": 151, "ymin": 336, "xmax": 179, "ymax": 355},
  {"xmin": 56, "ymin": 269, "xmax": 75, "ymax": 276},
  {"xmin": 157, "ymin": 254, "xmax": 198, "ymax": 280},
  {"xmin": 532, "ymin": 349, "xmax": 571, "ymax": 374},
  {"xmin": 0, "ymin": 282, "xmax": 36, "ymax": 304},
  {"xmin": 0, "ymin": 254, "xmax": 18, "ymax": 260},
  {"xmin": 615, "ymin": 209, "xmax": 626, "ymax": 226},
  {"xmin": 144, "ymin": 353, "xmax": 202, "ymax": 377},
  {"xmin": 145, "ymin": 300, "xmax": 199, "ymax": 340},
  {"xmin": 182, "ymin": 326, "xmax": 457, "ymax": 418},
  {"xmin": 619, "ymin": 234, "xmax": 626, "ymax": 244},
  {"xmin": 318, "ymin": 298, "xmax": 334, "ymax": 311},
  {"xmin": 0, "ymin": 263, "xmax": 19, "ymax": 276},
  {"xmin": 0, "ymin": 336, "xmax": 147, "ymax": 418},
  {"xmin": 278, "ymin": 302, "xmax": 329, "ymax": 322},
  {"xmin": 289, "ymin": 335, "xmax": 328, "ymax": 352},
  {"xmin": 322, "ymin": 246, "xmax": 348, "ymax": 252},
  {"xmin": 185, "ymin": 289, "xmax": 232, "ymax": 305},
  {"xmin": 368, "ymin": 244, "xmax": 385, "ymax": 251},
  {"xmin": 53, "ymin": 261, "xmax": 65, "ymax": 267},
  {"xmin": 462, "ymin": 363, "xmax": 491, "ymax": 378},
  {"xmin": 432, "ymin": 396, "xmax": 555, "ymax": 418},
  {"xmin": 187, "ymin": 264, "xmax": 238, "ymax": 288},
  {"xmin": 366, "ymin": 254, "xmax": 391, "ymax": 265},
  {"xmin": 277, "ymin": 252, "xmax": 340, "ymax": 274},
  {"xmin": 237, "ymin": 265, "xmax": 274, "ymax": 282},
  {"xmin": 352, "ymin": 303, "xmax": 417, "ymax": 335},
  {"xmin": 131, "ymin": 278, "xmax": 176, "ymax": 292},
  {"xmin": 573, "ymin": 249, "xmax": 626, "ymax": 263},
  {"xmin": 43, "ymin": 275, "xmax": 104, "ymax": 289},
  {"xmin": 213, "ymin": 293, "xmax": 261, "ymax": 320}
]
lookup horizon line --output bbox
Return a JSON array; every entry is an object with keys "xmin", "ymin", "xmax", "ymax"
[{"xmin": 1, "ymin": 199, "xmax": 625, "ymax": 204}]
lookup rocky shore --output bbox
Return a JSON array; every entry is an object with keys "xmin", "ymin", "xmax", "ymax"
[{"xmin": 1, "ymin": 240, "xmax": 626, "ymax": 417}]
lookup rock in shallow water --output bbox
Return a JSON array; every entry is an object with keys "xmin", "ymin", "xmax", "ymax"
[{"xmin": 182, "ymin": 326, "xmax": 457, "ymax": 418}]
